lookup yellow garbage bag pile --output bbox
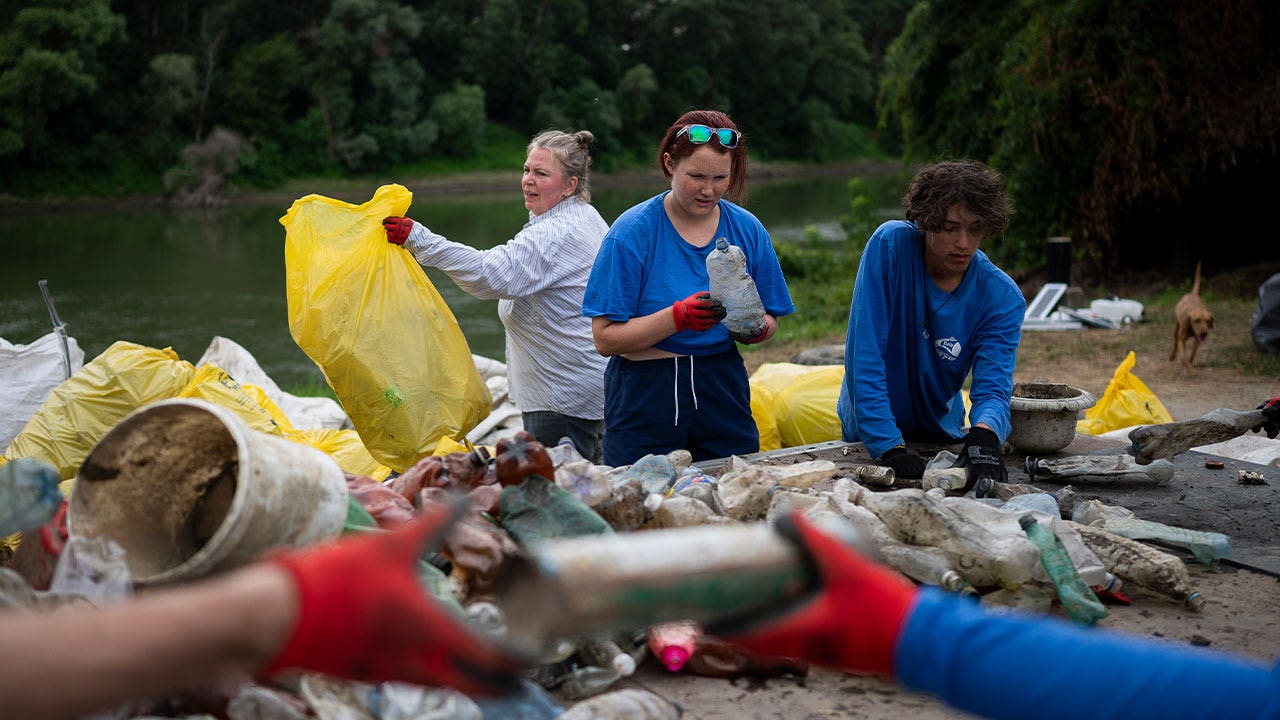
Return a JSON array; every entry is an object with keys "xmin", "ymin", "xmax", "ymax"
[
  {"xmin": 3, "ymin": 341, "xmax": 394, "ymax": 486},
  {"xmin": 1077, "ymin": 351, "xmax": 1174, "ymax": 435},
  {"xmin": 749, "ymin": 363, "xmax": 845, "ymax": 450},
  {"xmin": 281, "ymin": 184, "xmax": 491, "ymax": 473}
]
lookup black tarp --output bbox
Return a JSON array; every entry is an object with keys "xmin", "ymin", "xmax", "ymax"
[{"xmin": 1252, "ymin": 272, "xmax": 1280, "ymax": 354}]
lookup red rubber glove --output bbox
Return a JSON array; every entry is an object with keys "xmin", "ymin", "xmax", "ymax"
[
  {"xmin": 716, "ymin": 512, "xmax": 919, "ymax": 677},
  {"xmin": 1252, "ymin": 397, "xmax": 1280, "ymax": 439},
  {"xmin": 263, "ymin": 504, "xmax": 524, "ymax": 695},
  {"xmin": 383, "ymin": 216, "xmax": 415, "ymax": 245},
  {"xmin": 672, "ymin": 291, "xmax": 727, "ymax": 332}
]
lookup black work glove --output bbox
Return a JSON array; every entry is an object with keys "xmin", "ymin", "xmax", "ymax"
[
  {"xmin": 952, "ymin": 427, "xmax": 1006, "ymax": 498},
  {"xmin": 877, "ymin": 446, "xmax": 926, "ymax": 480},
  {"xmin": 1252, "ymin": 397, "xmax": 1280, "ymax": 440}
]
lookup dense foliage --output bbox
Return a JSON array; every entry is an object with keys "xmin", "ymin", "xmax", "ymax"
[
  {"xmin": 0, "ymin": 0, "xmax": 911, "ymax": 198},
  {"xmin": 879, "ymin": 0, "xmax": 1280, "ymax": 276}
]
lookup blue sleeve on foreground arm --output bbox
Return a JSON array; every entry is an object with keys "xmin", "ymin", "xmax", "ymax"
[{"xmin": 896, "ymin": 589, "xmax": 1280, "ymax": 720}]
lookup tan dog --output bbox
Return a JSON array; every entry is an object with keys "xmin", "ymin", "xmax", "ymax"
[{"xmin": 1170, "ymin": 261, "xmax": 1214, "ymax": 374}]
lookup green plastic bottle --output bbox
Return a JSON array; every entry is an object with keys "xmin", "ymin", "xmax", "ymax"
[
  {"xmin": 1019, "ymin": 513, "xmax": 1107, "ymax": 625},
  {"xmin": 499, "ymin": 474, "xmax": 612, "ymax": 546}
]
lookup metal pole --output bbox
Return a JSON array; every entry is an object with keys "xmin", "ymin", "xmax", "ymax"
[{"xmin": 37, "ymin": 279, "xmax": 73, "ymax": 380}]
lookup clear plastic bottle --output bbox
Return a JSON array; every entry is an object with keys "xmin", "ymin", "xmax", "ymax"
[
  {"xmin": 1072, "ymin": 499, "xmax": 1231, "ymax": 564},
  {"xmin": 706, "ymin": 237, "xmax": 766, "ymax": 342},
  {"xmin": 552, "ymin": 441, "xmax": 613, "ymax": 508},
  {"xmin": 613, "ymin": 454, "xmax": 677, "ymax": 495},
  {"xmin": 579, "ymin": 637, "xmax": 637, "ymax": 677},
  {"xmin": 1019, "ymin": 514, "xmax": 1107, "ymax": 625},
  {"xmin": 0, "ymin": 457, "xmax": 62, "ymax": 536},
  {"xmin": 558, "ymin": 665, "xmax": 622, "ymax": 700}
]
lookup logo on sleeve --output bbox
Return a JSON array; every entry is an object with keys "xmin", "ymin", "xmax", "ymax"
[{"xmin": 934, "ymin": 337, "xmax": 962, "ymax": 361}]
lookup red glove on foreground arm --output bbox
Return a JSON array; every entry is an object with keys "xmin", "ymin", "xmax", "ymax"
[
  {"xmin": 383, "ymin": 216, "xmax": 415, "ymax": 246},
  {"xmin": 263, "ymin": 505, "xmax": 524, "ymax": 695},
  {"xmin": 716, "ymin": 512, "xmax": 920, "ymax": 676},
  {"xmin": 672, "ymin": 291, "xmax": 727, "ymax": 332}
]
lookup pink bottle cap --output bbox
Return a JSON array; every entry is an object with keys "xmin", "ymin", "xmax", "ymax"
[{"xmin": 660, "ymin": 645, "xmax": 690, "ymax": 672}]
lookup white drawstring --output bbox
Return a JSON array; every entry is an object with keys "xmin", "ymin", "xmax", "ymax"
[{"xmin": 672, "ymin": 355, "xmax": 700, "ymax": 426}]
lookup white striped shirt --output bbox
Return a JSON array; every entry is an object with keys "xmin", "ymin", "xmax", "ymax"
[{"xmin": 405, "ymin": 196, "xmax": 609, "ymax": 419}]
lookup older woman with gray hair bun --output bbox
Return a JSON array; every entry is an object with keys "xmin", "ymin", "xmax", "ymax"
[{"xmin": 383, "ymin": 129, "xmax": 610, "ymax": 461}]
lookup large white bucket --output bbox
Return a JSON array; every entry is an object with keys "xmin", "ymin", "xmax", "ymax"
[{"xmin": 68, "ymin": 398, "xmax": 348, "ymax": 584}]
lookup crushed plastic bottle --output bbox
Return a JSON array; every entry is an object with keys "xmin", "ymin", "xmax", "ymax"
[
  {"xmin": 594, "ymin": 478, "xmax": 658, "ymax": 531},
  {"xmin": 368, "ymin": 682, "xmax": 483, "ymax": 720},
  {"xmin": 558, "ymin": 665, "xmax": 622, "ymax": 700},
  {"xmin": 614, "ymin": 453, "xmax": 678, "ymax": 495},
  {"xmin": 48, "ymin": 535, "xmax": 132, "ymax": 606},
  {"xmin": 551, "ymin": 439, "xmax": 613, "ymax": 507},
  {"xmin": 0, "ymin": 457, "xmax": 62, "ymax": 536},
  {"xmin": 499, "ymin": 473, "xmax": 612, "ymax": 546},
  {"xmin": 579, "ymin": 637, "xmax": 638, "ymax": 677},
  {"xmin": 706, "ymin": 237, "xmax": 766, "ymax": 342},
  {"xmin": 717, "ymin": 460, "xmax": 777, "ymax": 521},
  {"xmin": 1019, "ymin": 514, "xmax": 1107, "ymax": 625},
  {"xmin": 688, "ymin": 633, "xmax": 809, "ymax": 679},
  {"xmin": 472, "ymin": 678, "xmax": 564, "ymax": 720}
]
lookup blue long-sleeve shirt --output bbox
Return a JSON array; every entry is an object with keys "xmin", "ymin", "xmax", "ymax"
[
  {"xmin": 837, "ymin": 221, "xmax": 1025, "ymax": 457},
  {"xmin": 897, "ymin": 589, "xmax": 1280, "ymax": 720}
]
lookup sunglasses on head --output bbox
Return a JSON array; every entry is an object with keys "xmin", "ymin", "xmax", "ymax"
[{"xmin": 676, "ymin": 124, "xmax": 741, "ymax": 148}]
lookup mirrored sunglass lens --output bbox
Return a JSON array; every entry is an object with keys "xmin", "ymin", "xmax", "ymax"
[
  {"xmin": 715, "ymin": 129, "xmax": 738, "ymax": 147},
  {"xmin": 686, "ymin": 125, "xmax": 713, "ymax": 143}
]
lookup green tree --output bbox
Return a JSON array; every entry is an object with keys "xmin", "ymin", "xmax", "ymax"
[
  {"xmin": 429, "ymin": 83, "xmax": 486, "ymax": 158},
  {"xmin": 0, "ymin": 0, "xmax": 125, "ymax": 158}
]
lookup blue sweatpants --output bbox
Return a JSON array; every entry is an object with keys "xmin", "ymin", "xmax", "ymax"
[{"xmin": 602, "ymin": 348, "xmax": 759, "ymax": 467}]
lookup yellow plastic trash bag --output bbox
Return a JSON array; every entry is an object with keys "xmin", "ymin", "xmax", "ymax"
[
  {"xmin": 281, "ymin": 184, "xmax": 492, "ymax": 472},
  {"xmin": 292, "ymin": 428, "xmax": 391, "ymax": 481},
  {"xmin": 751, "ymin": 383, "xmax": 782, "ymax": 452},
  {"xmin": 179, "ymin": 364, "xmax": 288, "ymax": 437},
  {"xmin": 5, "ymin": 342, "xmax": 196, "ymax": 479},
  {"xmin": 749, "ymin": 363, "xmax": 844, "ymax": 448},
  {"xmin": 1077, "ymin": 351, "xmax": 1174, "ymax": 435}
]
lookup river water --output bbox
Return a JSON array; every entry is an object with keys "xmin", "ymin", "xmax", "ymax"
[{"xmin": 0, "ymin": 169, "xmax": 902, "ymax": 389}]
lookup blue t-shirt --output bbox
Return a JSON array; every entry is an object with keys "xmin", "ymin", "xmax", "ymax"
[
  {"xmin": 583, "ymin": 192, "xmax": 795, "ymax": 355},
  {"xmin": 898, "ymin": 589, "xmax": 1280, "ymax": 720},
  {"xmin": 837, "ymin": 220, "xmax": 1025, "ymax": 457}
]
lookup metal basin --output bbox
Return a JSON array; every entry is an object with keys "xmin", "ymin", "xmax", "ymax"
[{"xmin": 1007, "ymin": 382, "xmax": 1096, "ymax": 454}]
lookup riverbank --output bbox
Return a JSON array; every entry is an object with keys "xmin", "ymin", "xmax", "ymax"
[{"xmin": 0, "ymin": 159, "xmax": 907, "ymax": 215}]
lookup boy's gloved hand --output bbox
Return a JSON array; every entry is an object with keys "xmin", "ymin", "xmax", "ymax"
[
  {"xmin": 953, "ymin": 427, "xmax": 1006, "ymax": 498},
  {"xmin": 878, "ymin": 446, "xmax": 926, "ymax": 480},
  {"xmin": 672, "ymin": 291, "xmax": 727, "ymax": 332},
  {"xmin": 264, "ymin": 504, "xmax": 524, "ymax": 695},
  {"xmin": 715, "ymin": 512, "xmax": 918, "ymax": 676},
  {"xmin": 1252, "ymin": 397, "xmax": 1280, "ymax": 439},
  {"xmin": 383, "ymin": 216, "xmax": 415, "ymax": 246}
]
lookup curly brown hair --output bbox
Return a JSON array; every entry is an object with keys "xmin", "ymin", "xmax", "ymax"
[
  {"xmin": 903, "ymin": 160, "xmax": 1013, "ymax": 237},
  {"xmin": 656, "ymin": 109, "xmax": 749, "ymax": 202}
]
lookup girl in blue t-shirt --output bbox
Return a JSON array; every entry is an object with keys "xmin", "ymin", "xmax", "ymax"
[{"xmin": 582, "ymin": 109, "xmax": 795, "ymax": 466}]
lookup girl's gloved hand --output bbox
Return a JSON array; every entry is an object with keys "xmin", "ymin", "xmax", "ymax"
[
  {"xmin": 714, "ymin": 512, "xmax": 919, "ymax": 676},
  {"xmin": 263, "ymin": 504, "xmax": 525, "ymax": 695}
]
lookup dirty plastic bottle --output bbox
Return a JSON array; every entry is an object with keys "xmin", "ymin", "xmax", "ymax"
[
  {"xmin": 1019, "ymin": 514, "xmax": 1107, "ymax": 625},
  {"xmin": 878, "ymin": 543, "xmax": 977, "ymax": 596},
  {"xmin": 1026, "ymin": 454, "xmax": 1175, "ymax": 485},
  {"xmin": 1072, "ymin": 499, "xmax": 1231, "ymax": 564},
  {"xmin": 551, "ymin": 439, "xmax": 612, "ymax": 507},
  {"xmin": 1068, "ymin": 520, "xmax": 1205, "ymax": 611},
  {"xmin": 555, "ymin": 688, "xmax": 681, "ymax": 720},
  {"xmin": 939, "ymin": 495, "xmax": 1119, "ymax": 593},
  {"xmin": 558, "ymin": 665, "xmax": 622, "ymax": 700},
  {"xmin": 649, "ymin": 494, "xmax": 729, "ymax": 528},
  {"xmin": 0, "ymin": 457, "xmax": 62, "ymax": 536},
  {"xmin": 850, "ymin": 485, "xmax": 1039, "ymax": 590},
  {"xmin": 706, "ymin": 237, "xmax": 766, "ymax": 342},
  {"xmin": 594, "ymin": 478, "xmax": 660, "ymax": 531},
  {"xmin": 368, "ymin": 683, "xmax": 483, "ymax": 720},
  {"xmin": 466, "ymin": 600, "xmax": 508, "ymax": 639},
  {"xmin": 648, "ymin": 620, "xmax": 700, "ymax": 672},
  {"xmin": 614, "ymin": 453, "xmax": 678, "ymax": 495},
  {"xmin": 688, "ymin": 633, "xmax": 810, "ymax": 678},
  {"xmin": 472, "ymin": 678, "xmax": 564, "ymax": 720},
  {"xmin": 579, "ymin": 637, "xmax": 637, "ymax": 677},
  {"xmin": 1128, "ymin": 407, "xmax": 1269, "ymax": 464}
]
